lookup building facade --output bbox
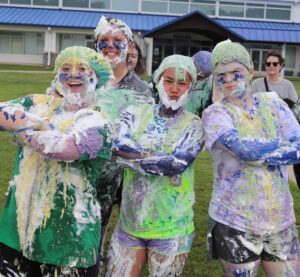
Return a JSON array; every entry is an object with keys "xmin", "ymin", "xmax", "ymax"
[{"xmin": 1, "ymin": 0, "xmax": 300, "ymax": 76}]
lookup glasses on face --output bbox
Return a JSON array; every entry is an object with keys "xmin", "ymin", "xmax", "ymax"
[
  {"xmin": 265, "ymin": 62, "xmax": 280, "ymax": 67},
  {"xmin": 96, "ymin": 40, "xmax": 127, "ymax": 52}
]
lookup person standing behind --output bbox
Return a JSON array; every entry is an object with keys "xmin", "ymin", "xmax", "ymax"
[
  {"xmin": 127, "ymin": 41, "xmax": 146, "ymax": 76},
  {"xmin": 253, "ymin": 50, "xmax": 300, "ymax": 190},
  {"xmin": 252, "ymin": 50, "xmax": 298, "ymax": 103},
  {"xmin": 93, "ymin": 15, "xmax": 154, "ymax": 262},
  {"xmin": 105, "ymin": 55, "xmax": 204, "ymax": 276},
  {"xmin": 184, "ymin": 50, "xmax": 213, "ymax": 117},
  {"xmin": 94, "ymin": 16, "xmax": 151, "ymax": 96}
]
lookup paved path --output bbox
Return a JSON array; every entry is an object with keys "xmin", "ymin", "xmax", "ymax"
[{"xmin": 0, "ymin": 70, "xmax": 53, "ymax": 73}]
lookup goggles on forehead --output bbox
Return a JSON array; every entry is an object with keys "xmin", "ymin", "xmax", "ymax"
[{"xmin": 96, "ymin": 40, "xmax": 127, "ymax": 52}]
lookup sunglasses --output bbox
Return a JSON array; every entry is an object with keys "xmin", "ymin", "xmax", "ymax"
[{"xmin": 265, "ymin": 62, "xmax": 280, "ymax": 67}]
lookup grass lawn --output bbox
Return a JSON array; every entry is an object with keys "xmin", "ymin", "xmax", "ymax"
[{"xmin": 0, "ymin": 70, "xmax": 299, "ymax": 276}]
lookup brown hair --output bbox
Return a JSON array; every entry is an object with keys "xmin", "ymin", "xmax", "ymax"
[
  {"xmin": 127, "ymin": 41, "xmax": 145, "ymax": 76},
  {"xmin": 265, "ymin": 50, "xmax": 285, "ymax": 66}
]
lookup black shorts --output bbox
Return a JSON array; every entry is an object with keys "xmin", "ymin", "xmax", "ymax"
[
  {"xmin": 0, "ymin": 243, "xmax": 100, "ymax": 277},
  {"xmin": 207, "ymin": 219, "xmax": 300, "ymax": 264}
]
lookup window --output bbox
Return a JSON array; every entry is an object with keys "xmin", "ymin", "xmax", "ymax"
[
  {"xmin": 246, "ymin": 3, "xmax": 264, "ymax": 19},
  {"xmin": 164, "ymin": 45, "xmax": 174, "ymax": 57},
  {"xmin": 142, "ymin": 1, "xmax": 168, "ymax": 13},
  {"xmin": 59, "ymin": 34, "xmax": 86, "ymax": 51},
  {"xmin": 91, "ymin": 0, "xmax": 110, "ymax": 9},
  {"xmin": 11, "ymin": 35, "xmax": 22, "ymax": 54},
  {"xmin": 33, "ymin": 0, "xmax": 58, "ymax": 6},
  {"xmin": 285, "ymin": 46, "xmax": 296, "ymax": 68},
  {"xmin": 10, "ymin": 0, "xmax": 31, "ymax": 4},
  {"xmin": 63, "ymin": 0, "xmax": 89, "ymax": 8},
  {"xmin": 25, "ymin": 33, "xmax": 37, "ymax": 54},
  {"xmin": 190, "ymin": 0, "xmax": 216, "ymax": 16},
  {"xmin": 111, "ymin": 0, "xmax": 138, "ymax": 11},
  {"xmin": 0, "ymin": 32, "xmax": 44, "ymax": 55},
  {"xmin": 0, "ymin": 0, "xmax": 8, "ymax": 3},
  {"xmin": 0, "ymin": 32, "xmax": 10, "ymax": 53},
  {"xmin": 169, "ymin": 2, "xmax": 188, "ymax": 14},
  {"xmin": 266, "ymin": 5, "xmax": 290, "ymax": 21},
  {"xmin": 219, "ymin": 1, "xmax": 244, "ymax": 18}
]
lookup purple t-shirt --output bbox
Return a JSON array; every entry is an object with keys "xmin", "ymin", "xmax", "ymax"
[{"xmin": 202, "ymin": 92, "xmax": 300, "ymax": 235}]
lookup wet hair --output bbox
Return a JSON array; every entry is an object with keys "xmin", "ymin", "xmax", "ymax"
[
  {"xmin": 264, "ymin": 50, "xmax": 285, "ymax": 66},
  {"xmin": 127, "ymin": 41, "xmax": 145, "ymax": 76}
]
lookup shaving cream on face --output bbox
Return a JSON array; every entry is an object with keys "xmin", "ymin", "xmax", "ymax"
[
  {"xmin": 214, "ymin": 62, "xmax": 251, "ymax": 100},
  {"xmin": 157, "ymin": 78, "xmax": 190, "ymax": 111},
  {"xmin": 109, "ymin": 32, "xmax": 128, "ymax": 68},
  {"xmin": 55, "ymin": 70, "xmax": 97, "ymax": 109},
  {"xmin": 230, "ymin": 80, "xmax": 247, "ymax": 98},
  {"xmin": 96, "ymin": 30, "xmax": 129, "ymax": 69},
  {"xmin": 94, "ymin": 16, "xmax": 131, "ymax": 68}
]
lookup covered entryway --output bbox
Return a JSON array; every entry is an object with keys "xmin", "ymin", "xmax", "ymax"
[{"xmin": 145, "ymin": 11, "xmax": 244, "ymax": 72}]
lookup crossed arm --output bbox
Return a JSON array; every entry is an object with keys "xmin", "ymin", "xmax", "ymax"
[
  {"xmin": 113, "ymin": 109, "xmax": 204, "ymax": 176},
  {"xmin": 1, "ymin": 101, "xmax": 110, "ymax": 162}
]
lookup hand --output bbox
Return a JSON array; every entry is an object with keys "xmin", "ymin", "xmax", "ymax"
[{"xmin": 27, "ymin": 114, "xmax": 54, "ymax": 131}]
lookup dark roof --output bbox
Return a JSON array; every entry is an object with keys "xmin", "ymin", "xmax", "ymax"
[{"xmin": 144, "ymin": 10, "xmax": 244, "ymax": 43}]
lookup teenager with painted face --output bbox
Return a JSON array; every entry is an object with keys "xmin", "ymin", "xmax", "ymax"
[
  {"xmin": 184, "ymin": 50, "xmax": 213, "ymax": 117},
  {"xmin": 93, "ymin": 16, "xmax": 154, "ymax": 261},
  {"xmin": 104, "ymin": 54, "xmax": 204, "ymax": 276},
  {"xmin": 0, "ymin": 46, "xmax": 113, "ymax": 277},
  {"xmin": 94, "ymin": 16, "xmax": 151, "ymax": 95},
  {"xmin": 202, "ymin": 40, "xmax": 300, "ymax": 276}
]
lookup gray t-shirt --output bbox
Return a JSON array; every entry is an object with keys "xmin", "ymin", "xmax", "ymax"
[{"xmin": 252, "ymin": 77, "xmax": 298, "ymax": 103}]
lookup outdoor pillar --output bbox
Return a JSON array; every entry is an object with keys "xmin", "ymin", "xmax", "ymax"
[
  {"xmin": 47, "ymin": 27, "xmax": 52, "ymax": 66},
  {"xmin": 282, "ymin": 43, "xmax": 286, "ymax": 77},
  {"xmin": 145, "ymin": 37, "xmax": 153, "ymax": 76}
]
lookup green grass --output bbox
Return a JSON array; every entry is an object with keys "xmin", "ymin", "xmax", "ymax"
[
  {"xmin": 0, "ymin": 63, "xmax": 54, "ymax": 71},
  {"xmin": 0, "ymin": 69, "xmax": 299, "ymax": 276}
]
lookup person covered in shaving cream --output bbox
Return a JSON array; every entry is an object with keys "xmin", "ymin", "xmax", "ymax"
[
  {"xmin": 93, "ymin": 15, "xmax": 154, "ymax": 260},
  {"xmin": 184, "ymin": 50, "xmax": 213, "ymax": 117},
  {"xmin": 202, "ymin": 40, "xmax": 300, "ymax": 276},
  {"xmin": 104, "ymin": 54, "xmax": 205, "ymax": 276},
  {"xmin": 94, "ymin": 15, "xmax": 152, "ymax": 95},
  {"xmin": 0, "ymin": 46, "xmax": 113, "ymax": 277}
]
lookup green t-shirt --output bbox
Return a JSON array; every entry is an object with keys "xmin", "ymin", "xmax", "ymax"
[
  {"xmin": 0, "ymin": 94, "xmax": 111, "ymax": 268},
  {"xmin": 94, "ymin": 86, "xmax": 154, "ymax": 224},
  {"xmin": 116, "ymin": 104, "xmax": 204, "ymax": 239},
  {"xmin": 184, "ymin": 77, "xmax": 212, "ymax": 117}
]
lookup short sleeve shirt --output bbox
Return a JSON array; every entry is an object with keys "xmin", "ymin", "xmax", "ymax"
[{"xmin": 202, "ymin": 92, "xmax": 300, "ymax": 235}]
